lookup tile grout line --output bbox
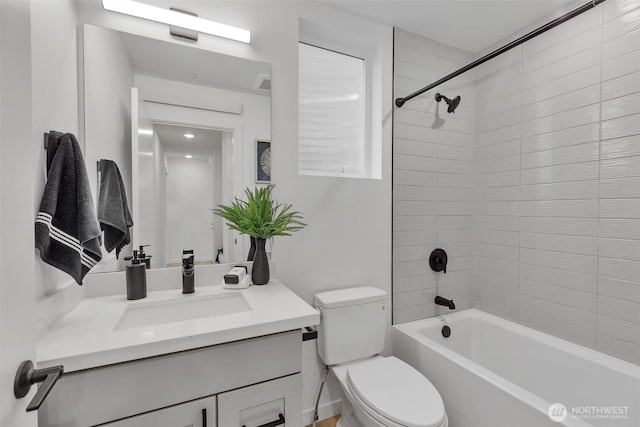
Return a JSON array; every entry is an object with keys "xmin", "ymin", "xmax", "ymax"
[
  {"xmin": 392, "ymin": 27, "xmax": 396, "ymax": 327},
  {"xmin": 595, "ymin": 2, "xmax": 604, "ymax": 351},
  {"xmin": 517, "ymin": 36, "xmax": 523, "ymax": 322}
]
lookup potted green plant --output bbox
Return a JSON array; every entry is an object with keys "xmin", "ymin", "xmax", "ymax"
[{"xmin": 213, "ymin": 185, "xmax": 306, "ymax": 285}]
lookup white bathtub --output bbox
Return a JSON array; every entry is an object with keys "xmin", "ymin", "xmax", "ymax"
[{"xmin": 392, "ymin": 309, "xmax": 640, "ymax": 427}]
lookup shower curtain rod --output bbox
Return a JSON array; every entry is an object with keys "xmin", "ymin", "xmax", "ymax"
[{"xmin": 395, "ymin": 0, "xmax": 607, "ymax": 108}]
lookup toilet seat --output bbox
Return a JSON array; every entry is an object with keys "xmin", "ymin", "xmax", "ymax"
[{"xmin": 346, "ymin": 357, "xmax": 446, "ymax": 427}]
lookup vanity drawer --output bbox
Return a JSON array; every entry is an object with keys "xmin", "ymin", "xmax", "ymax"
[
  {"xmin": 218, "ymin": 374, "xmax": 301, "ymax": 427},
  {"xmin": 39, "ymin": 330, "xmax": 301, "ymax": 427}
]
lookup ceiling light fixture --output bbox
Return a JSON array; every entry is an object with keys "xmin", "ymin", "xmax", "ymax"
[
  {"xmin": 185, "ymin": 154, "xmax": 193, "ymax": 159},
  {"xmin": 101, "ymin": 0, "xmax": 251, "ymax": 44},
  {"xmin": 184, "ymin": 133, "xmax": 195, "ymax": 139}
]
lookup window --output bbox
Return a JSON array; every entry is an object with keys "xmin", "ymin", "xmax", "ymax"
[{"xmin": 298, "ymin": 42, "xmax": 367, "ymax": 178}]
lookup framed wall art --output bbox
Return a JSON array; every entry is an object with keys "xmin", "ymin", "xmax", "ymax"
[{"xmin": 256, "ymin": 139, "xmax": 271, "ymax": 183}]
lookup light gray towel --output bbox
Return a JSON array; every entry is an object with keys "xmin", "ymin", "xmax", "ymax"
[
  {"xmin": 35, "ymin": 132, "xmax": 102, "ymax": 285},
  {"xmin": 97, "ymin": 159, "xmax": 133, "ymax": 258}
]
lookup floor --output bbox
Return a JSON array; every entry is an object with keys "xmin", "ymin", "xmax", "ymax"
[{"xmin": 305, "ymin": 415, "xmax": 341, "ymax": 427}]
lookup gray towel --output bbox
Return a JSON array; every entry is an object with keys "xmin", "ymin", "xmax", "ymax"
[
  {"xmin": 97, "ymin": 159, "xmax": 133, "ymax": 258},
  {"xmin": 36, "ymin": 132, "xmax": 102, "ymax": 285}
]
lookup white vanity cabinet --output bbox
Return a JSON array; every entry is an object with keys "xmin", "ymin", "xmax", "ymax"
[{"xmin": 39, "ymin": 330, "xmax": 302, "ymax": 427}]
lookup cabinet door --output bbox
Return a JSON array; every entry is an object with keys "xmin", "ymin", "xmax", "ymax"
[
  {"xmin": 105, "ymin": 396, "xmax": 216, "ymax": 427},
  {"xmin": 218, "ymin": 374, "xmax": 301, "ymax": 427}
]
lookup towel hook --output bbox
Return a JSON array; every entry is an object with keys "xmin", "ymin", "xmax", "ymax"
[{"xmin": 14, "ymin": 360, "xmax": 64, "ymax": 412}]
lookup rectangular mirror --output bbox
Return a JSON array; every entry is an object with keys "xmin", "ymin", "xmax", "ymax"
[{"xmin": 82, "ymin": 24, "xmax": 271, "ymax": 272}]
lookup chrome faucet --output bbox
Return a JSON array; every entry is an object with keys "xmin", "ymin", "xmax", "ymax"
[
  {"xmin": 435, "ymin": 295, "xmax": 455, "ymax": 310},
  {"xmin": 182, "ymin": 250, "xmax": 194, "ymax": 294}
]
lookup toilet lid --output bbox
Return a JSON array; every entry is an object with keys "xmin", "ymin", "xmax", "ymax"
[{"xmin": 346, "ymin": 357, "xmax": 445, "ymax": 427}]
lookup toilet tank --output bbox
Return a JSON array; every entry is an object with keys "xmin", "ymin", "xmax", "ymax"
[{"xmin": 314, "ymin": 287, "xmax": 387, "ymax": 365}]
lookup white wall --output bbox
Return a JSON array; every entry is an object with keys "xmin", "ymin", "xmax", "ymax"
[
  {"xmin": 472, "ymin": 0, "xmax": 640, "ymax": 365},
  {"xmin": 30, "ymin": 0, "xmax": 86, "ymax": 338},
  {"xmin": 392, "ymin": 29, "xmax": 476, "ymax": 323},
  {"xmin": 1, "ymin": 1, "xmax": 37, "ymax": 424}
]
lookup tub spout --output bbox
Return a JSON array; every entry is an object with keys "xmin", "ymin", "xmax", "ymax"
[{"xmin": 435, "ymin": 295, "xmax": 455, "ymax": 310}]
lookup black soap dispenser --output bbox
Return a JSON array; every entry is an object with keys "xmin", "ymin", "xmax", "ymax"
[{"xmin": 125, "ymin": 251, "xmax": 147, "ymax": 300}]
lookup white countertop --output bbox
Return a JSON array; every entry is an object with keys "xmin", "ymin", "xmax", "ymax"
[{"xmin": 37, "ymin": 280, "xmax": 319, "ymax": 372}]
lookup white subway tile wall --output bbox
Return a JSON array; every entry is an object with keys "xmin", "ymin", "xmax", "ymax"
[
  {"xmin": 393, "ymin": 29, "xmax": 476, "ymax": 324},
  {"xmin": 392, "ymin": 0, "xmax": 640, "ymax": 365}
]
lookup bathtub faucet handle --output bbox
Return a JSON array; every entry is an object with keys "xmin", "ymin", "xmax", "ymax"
[{"xmin": 429, "ymin": 248, "xmax": 448, "ymax": 274}]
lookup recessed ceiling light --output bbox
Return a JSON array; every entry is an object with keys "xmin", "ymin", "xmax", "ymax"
[
  {"xmin": 101, "ymin": 0, "xmax": 251, "ymax": 43},
  {"xmin": 185, "ymin": 154, "xmax": 193, "ymax": 159},
  {"xmin": 138, "ymin": 129, "xmax": 153, "ymax": 135},
  {"xmin": 184, "ymin": 133, "xmax": 195, "ymax": 139}
]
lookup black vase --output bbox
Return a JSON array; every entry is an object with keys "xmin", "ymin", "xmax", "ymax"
[
  {"xmin": 252, "ymin": 238, "xmax": 270, "ymax": 285},
  {"xmin": 247, "ymin": 236, "xmax": 257, "ymax": 261}
]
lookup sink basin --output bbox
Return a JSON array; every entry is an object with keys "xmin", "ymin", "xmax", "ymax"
[{"xmin": 114, "ymin": 292, "xmax": 251, "ymax": 331}]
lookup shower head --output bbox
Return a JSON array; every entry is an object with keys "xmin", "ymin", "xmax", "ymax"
[{"xmin": 435, "ymin": 93, "xmax": 461, "ymax": 113}]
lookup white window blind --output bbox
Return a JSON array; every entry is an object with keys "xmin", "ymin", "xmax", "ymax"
[{"xmin": 298, "ymin": 42, "xmax": 366, "ymax": 177}]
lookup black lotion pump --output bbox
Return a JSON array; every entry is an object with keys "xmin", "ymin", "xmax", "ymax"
[
  {"xmin": 137, "ymin": 245, "xmax": 152, "ymax": 269},
  {"xmin": 429, "ymin": 248, "xmax": 448, "ymax": 273}
]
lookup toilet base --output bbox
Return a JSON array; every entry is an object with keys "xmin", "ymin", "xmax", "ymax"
[
  {"xmin": 336, "ymin": 415, "xmax": 354, "ymax": 427},
  {"xmin": 336, "ymin": 397, "xmax": 364, "ymax": 427}
]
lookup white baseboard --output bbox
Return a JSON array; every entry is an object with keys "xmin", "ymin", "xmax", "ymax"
[{"xmin": 302, "ymin": 399, "xmax": 342, "ymax": 426}]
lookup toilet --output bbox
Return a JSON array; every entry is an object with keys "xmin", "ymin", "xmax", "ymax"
[{"xmin": 315, "ymin": 287, "xmax": 448, "ymax": 427}]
